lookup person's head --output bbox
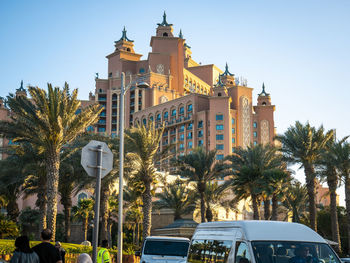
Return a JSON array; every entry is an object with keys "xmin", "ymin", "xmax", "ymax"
[
  {"xmin": 77, "ymin": 253, "xmax": 92, "ymax": 263},
  {"xmin": 15, "ymin": 235, "xmax": 32, "ymax": 253},
  {"xmin": 41, "ymin": 229, "xmax": 53, "ymax": 241},
  {"xmin": 101, "ymin": 240, "xmax": 108, "ymax": 248},
  {"xmin": 55, "ymin": 241, "xmax": 61, "ymax": 248},
  {"xmin": 296, "ymin": 246, "xmax": 309, "ymax": 258}
]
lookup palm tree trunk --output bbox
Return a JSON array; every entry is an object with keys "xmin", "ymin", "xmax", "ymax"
[
  {"xmin": 327, "ymin": 169, "xmax": 341, "ymax": 253},
  {"xmin": 205, "ymin": 204, "xmax": 213, "ymax": 222},
  {"xmin": 142, "ymin": 182, "xmax": 153, "ymax": 241},
  {"xmin": 38, "ymin": 197, "xmax": 47, "ymax": 235},
  {"xmin": 136, "ymin": 223, "xmax": 140, "ymax": 247},
  {"xmin": 107, "ymin": 219, "xmax": 112, "ymax": 247},
  {"xmin": 63, "ymin": 203, "xmax": 71, "ymax": 242},
  {"xmin": 6, "ymin": 197, "xmax": 19, "ymax": 221},
  {"xmin": 83, "ymin": 216, "xmax": 88, "ymax": 241},
  {"xmin": 46, "ymin": 151, "xmax": 60, "ymax": 241},
  {"xmin": 263, "ymin": 197, "xmax": 271, "ymax": 220},
  {"xmin": 198, "ymin": 182, "xmax": 206, "ymax": 223},
  {"xmin": 251, "ymin": 194, "xmax": 260, "ymax": 220},
  {"xmin": 271, "ymin": 194, "xmax": 278, "ymax": 221},
  {"xmin": 304, "ymin": 164, "xmax": 317, "ymax": 231},
  {"xmin": 345, "ymin": 176, "xmax": 350, "ymax": 255},
  {"xmin": 100, "ymin": 189, "xmax": 109, "ymax": 243}
]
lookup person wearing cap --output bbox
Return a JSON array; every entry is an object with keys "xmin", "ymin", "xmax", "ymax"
[{"xmin": 97, "ymin": 240, "xmax": 110, "ymax": 263}]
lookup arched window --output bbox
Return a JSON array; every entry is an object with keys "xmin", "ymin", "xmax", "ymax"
[
  {"xmin": 139, "ymin": 68, "xmax": 145, "ymax": 73},
  {"xmin": 78, "ymin": 192, "xmax": 88, "ymax": 202},
  {"xmin": 179, "ymin": 105, "xmax": 184, "ymax": 115},
  {"xmin": 156, "ymin": 113, "xmax": 161, "ymax": 121},
  {"xmin": 171, "ymin": 108, "xmax": 176, "ymax": 117},
  {"xmin": 127, "ymin": 48, "xmax": 131, "ymax": 51},
  {"xmin": 163, "ymin": 32, "xmax": 168, "ymax": 37},
  {"xmin": 218, "ymin": 93, "xmax": 222, "ymax": 97},
  {"xmin": 143, "ymin": 118, "xmax": 147, "ymax": 125},
  {"xmin": 163, "ymin": 111, "xmax": 169, "ymax": 119}
]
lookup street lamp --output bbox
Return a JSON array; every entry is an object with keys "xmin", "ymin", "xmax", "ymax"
[{"xmin": 118, "ymin": 72, "xmax": 149, "ymax": 263}]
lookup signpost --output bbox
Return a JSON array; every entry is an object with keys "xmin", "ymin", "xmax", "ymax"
[{"xmin": 81, "ymin": 140, "xmax": 113, "ymax": 263}]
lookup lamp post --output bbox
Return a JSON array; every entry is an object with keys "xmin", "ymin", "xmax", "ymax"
[{"xmin": 118, "ymin": 72, "xmax": 149, "ymax": 263}]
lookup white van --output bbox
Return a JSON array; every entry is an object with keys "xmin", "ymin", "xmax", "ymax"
[
  {"xmin": 140, "ymin": 236, "xmax": 190, "ymax": 263},
  {"xmin": 187, "ymin": 221, "xmax": 341, "ymax": 263}
]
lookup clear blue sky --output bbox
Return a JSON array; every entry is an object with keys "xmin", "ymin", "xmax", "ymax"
[{"xmin": 1, "ymin": 0, "xmax": 350, "ymax": 201}]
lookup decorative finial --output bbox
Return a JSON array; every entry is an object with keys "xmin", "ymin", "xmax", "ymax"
[
  {"xmin": 179, "ymin": 29, "xmax": 183, "ymax": 39},
  {"xmin": 95, "ymin": 73, "xmax": 99, "ymax": 79},
  {"xmin": 116, "ymin": 26, "xmax": 134, "ymax": 43},
  {"xmin": 17, "ymin": 80, "xmax": 26, "ymax": 92},
  {"xmin": 258, "ymin": 82, "xmax": 270, "ymax": 96},
  {"xmin": 220, "ymin": 63, "xmax": 234, "ymax": 77},
  {"xmin": 157, "ymin": 11, "xmax": 173, "ymax": 27},
  {"xmin": 216, "ymin": 75, "xmax": 224, "ymax": 87}
]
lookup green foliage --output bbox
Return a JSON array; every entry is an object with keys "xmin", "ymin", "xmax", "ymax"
[{"xmin": 0, "ymin": 219, "xmax": 19, "ymax": 239}]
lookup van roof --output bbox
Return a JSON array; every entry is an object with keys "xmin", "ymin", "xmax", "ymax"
[
  {"xmin": 196, "ymin": 221, "xmax": 326, "ymax": 243},
  {"xmin": 145, "ymin": 236, "xmax": 190, "ymax": 242}
]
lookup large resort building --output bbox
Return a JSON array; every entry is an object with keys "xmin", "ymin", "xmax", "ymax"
[{"xmin": 93, "ymin": 13, "xmax": 276, "ymax": 160}]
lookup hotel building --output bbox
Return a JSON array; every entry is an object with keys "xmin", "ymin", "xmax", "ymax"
[{"xmin": 93, "ymin": 12, "xmax": 276, "ymax": 161}]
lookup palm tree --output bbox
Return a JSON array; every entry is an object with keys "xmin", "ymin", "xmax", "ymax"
[
  {"xmin": 73, "ymin": 198, "xmax": 94, "ymax": 241},
  {"xmin": 154, "ymin": 178, "xmax": 196, "ymax": 221},
  {"xmin": 204, "ymin": 182, "xmax": 231, "ymax": 222},
  {"xmin": 0, "ymin": 195, "xmax": 7, "ymax": 208},
  {"xmin": 172, "ymin": 147, "xmax": 228, "ymax": 223},
  {"xmin": 276, "ymin": 121, "xmax": 333, "ymax": 231},
  {"xmin": 327, "ymin": 139, "xmax": 350, "ymax": 254},
  {"xmin": 225, "ymin": 144, "xmax": 283, "ymax": 220},
  {"xmin": 0, "ymin": 84, "xmax": 102, "ymax": 240},
  {"xmin": 317, "ymin": 136, "xmax": 346, "ymax": 253},
  {"xmin": 125, "ymin": 123, "xmax": 164, "ymax": 240},
  {"xmin": 282, "ymin": 180, "xmax": 308, "ymax": 223}
]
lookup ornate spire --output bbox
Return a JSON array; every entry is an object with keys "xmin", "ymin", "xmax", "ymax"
[
  {"xmin": 220, "ymin": 63, "xmax": 234, "ymax": 77},
  {"xmin": 216, "ymin": 75, "xmax": 224, "ymax": 87},
  {"xmin": 16, "ymin": 80, "xmax": 25, "ymax": 92},
  {"xmin": 157, "ymin": 11, "xmax": 173, "ymax": 27},
  {"xmin": 116, "ymin": 26, "xmax": 134, "ymax": 43},
  {"xmin": 258, "ymin": 82, "xmax": 270, "ymax": 96},
  {"xmin": 179, "ymin": 29, "xmax": 183, "ymax": 39}
]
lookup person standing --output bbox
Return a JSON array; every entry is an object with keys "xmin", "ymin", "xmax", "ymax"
[
  {"xmin": 10, "ymin": 235, "xmax": 40, "ymax": 263},
  {"xmin": 97, "ymin": 240, "xmax": 110, "ymax": 263},
  {"xmin": 55, "ymin": 242, "xmax": 66, "ymax": 263},
  {"xmin": 32, "ymin": 229, "xmax": 62, "ymax": 263}
]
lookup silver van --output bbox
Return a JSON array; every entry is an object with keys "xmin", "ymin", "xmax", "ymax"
[
  {"xmin": 187, "ymin": 220, "xmax": 341, "ymax": 263},
  {"xmin": 140, "ymin": 236, "xmax": 190, "ymax": 263}
]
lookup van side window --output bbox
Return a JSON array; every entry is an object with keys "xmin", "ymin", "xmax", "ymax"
[
  {"xmin": 188, "ymin": 239, "xmax": 233, "ymax": 263},
  {"xmin": 235, "ymin": 242, "xmax": 252, "ymax": 263}
]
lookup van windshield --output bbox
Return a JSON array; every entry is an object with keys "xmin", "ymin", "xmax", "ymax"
[
  {"xmin": 251, "ymin": 241, "xmax": 341, "ymax": 263},
  {"xmin": 143, "ymin": 240, "xmax": 190, "ymax": 257}
]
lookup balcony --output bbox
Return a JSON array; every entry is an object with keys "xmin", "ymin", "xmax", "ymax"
[
  {"xmin": 170, "ymin": 129, "xmax": 176, "ymax": 135},
  {"xmin": 98, "ymin": 97, "xmax": 107, "ymax": 101},
  {"xmin": 112, "ymin": 104, "xmax": 118, "ymax": 109}
]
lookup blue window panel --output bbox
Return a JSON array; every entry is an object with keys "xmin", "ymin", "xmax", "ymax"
[
  {"xmin": 253, "ymin": 131, "xmax": 258, "ymax": 137},
  {"xmin": 188, "ymin": 141, "xmax": 193, "ymax": 149},
  {"xmin": 150, "ymin": 116, "xmax": 154, "ymax": 122},
  {"xmin": 232, "ymin": 118, "xmax": 235, "ymax": 125},
  {"xmin": 216, "ymin": 114, "xmax": 223, "ymax": 121},
  {"xmin": 198, "ymin": 130, "xmax": 203, "ymax": 137},
  {"xmin": 216, "ymin": 134, "xmax": 224, "ymax": 140},
  {"xmin": 254, "ymin": 141, "xmax": 258, "ymax": 146},
  {"xmin": 187, "ymin": 132, "xmax": 193, "ymax": 139},
  {"xmin": 156, "ymin": 114, "xmax": 161, "ymax": 121},
  {"xmin": 139, "ymin": 68, "xmax": 145, "ymax": 73},
  {"xmin": 143, "ymin": 118, "xmax": 147, "ymax": 125},
  {"xmin": 98, "ymin": 127, "xmax": 106, "ymax": 132},
  {"xmin": 75, "ymin": 109, "xmax": 82, "ymax": 114},
  {"xmin": 171, "ymin": 109, "xmax": 176, "ymax": 116},
  {"xmin": 179, "ymin": 125, "xmax": 185, "ymax": 132},
  {"xmin": 187, "ymin": 104, "xmax": 193, "ymax": 112},
  {"xmin": 198, "ymin": 140, "xmax": 204, "ymax": 146},
  {"xmin": 179, "ymin": 144, "xmax": 184, "ymax": 150},
  {"xmin": 180, "ymin": 134, "xmax": 184, "ymax": 141},
  {"xmin": 187, "ymin": 123, "xmax": 193, "ymax": 130},
  {"xmin": 179, "ymin": 107, "xmax": 184, "ymax": 114},
  {"xmin": 86, "ymin": 126, "xmax": 94, "ymax": 132},
  {"xmin": 232, "ymin": 138, "xmax": 235, "ymax": 144},
  {"xmin": 232, "ymin": 128, "xmax": 235, "ymax": 134},
  {"xmin": 163, "ymin": 111, "xmax": 169, "ymax": 119},
  {"xmin": 216, "ymin": 154, "xmax": 224, "ymax": 160},
  {"xmin": 216, "ymin": 144, "xmax": 224, "ymax": 150},
  {"xmin": 216, "ymin": 125, "xmax": 224, "ymax": 130},
  {"xmin": 232, "ymin": 147, "xmax": 235, "ymax": 153},
  {"xmin": 198, "ymin": 120, "xmax": 203, "ymax": 128},
  {"xmin": 253, "ymin": 122, "xmax": 257, "ymax": 128}
]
